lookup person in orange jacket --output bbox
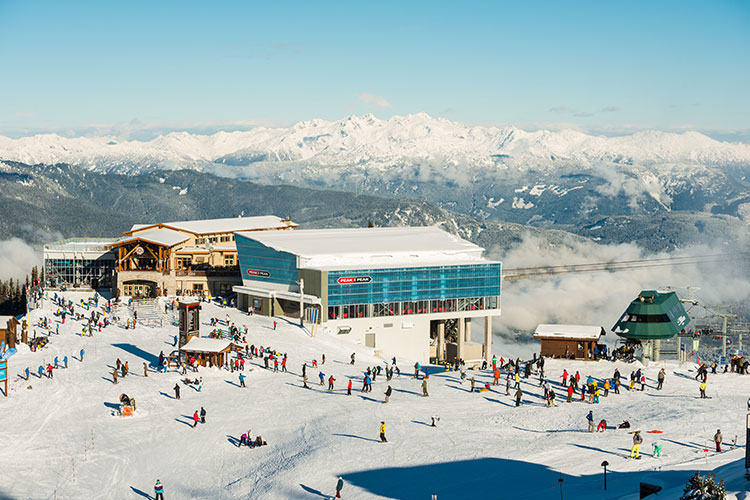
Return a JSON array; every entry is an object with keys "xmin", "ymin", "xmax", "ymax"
[{"xmin": 347, "ymin": 379, "xmax": 352, "ymax": 395}]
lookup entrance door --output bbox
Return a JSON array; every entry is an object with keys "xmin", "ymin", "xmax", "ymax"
[{"xmin": 365, "ymin": 333, "xmax": 376, "ymax": 348}]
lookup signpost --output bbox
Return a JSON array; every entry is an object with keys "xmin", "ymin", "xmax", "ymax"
[
  {"xmin": 0, "ymin": 359, "xmax": 7, "ymax": 397},
  {"xmin": 601, "ymin": 461, "xmax": 609, "ymax": 490}
]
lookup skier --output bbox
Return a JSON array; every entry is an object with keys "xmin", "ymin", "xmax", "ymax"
[
  {"xmin": 328, "ymin": 375, "xmax": 336, "ymax": 392},
  {"xmin": 347, "ymin": 379, "xmax": 352, "ymax": 395},
  {"xmin": 239, "ymin": 373, "xmax": 246, "ymax": 388},
  {"xmin": 657, "ymin": 368, "xmax": 665, "ymax": 390},
  {"xmin": 200, "ymin": 407, "xmax": 206, "ymax": 424},
  {"xmin": 80, "ymin": 348, "xmax": 85, "ymax": 361},
  {"xmin": 25, "ymin": 367, "xmax": 30, "ymax": 380},
  {"xmin": 514, "ymin": 387, "xmax": 522, "ymax": 407},
  {"xmin": 154, "ymin": 479, "xmax": 164, "ymax": 500},
  {"xmin": 322, "ymin": 354, "xmax": 326, "ymax": 365},
  {"xmin": 335, "ymin": 477, "xmax": 344, "ymax": 499},
  {"xmin": 192, "ymin": 410, "xmax": 200, "ymax": 428},
  {"xmin": 303, "ymin": 374, "xmax": 309, "ymax": 389},
  {"xmin": 561, "ymin": 369, "xmax": 568, "ymax": 386},
  {"xmin": 586, "ymin": 411, "xmax": 594, "ymax": 432},
  {"xmin": 379, "ymin": 421, "xmax": 387, "ymax": 443},
  {"xmin": 319, "ymin": 371, "xmax": 325, "ymax": 386},
  {"xmin": 629, "ymin": 430, "xmax": 643, "ymax": 459},
  {"xmin": 714, "ymin": 429, "xmax": 722, "ymax": 452},
  {"xmin": 421, "ymin": 378, "xmax": 429, "ymax": 397},
  {"xmin": 174, "ymin": 383, "xmax": 180, "ymax": 400},
  {"xmin": 384, "ymin": 385, "xmax": 392, "ymax": 403}
]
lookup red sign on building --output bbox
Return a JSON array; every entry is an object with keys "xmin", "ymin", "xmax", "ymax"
[
  {"xmin": 246, "ymin": 269, "xmax": 271, "ymax": 278},
  {"xmin": 337, "ymin": 276, "xmax": 372, "ymax": 285}
]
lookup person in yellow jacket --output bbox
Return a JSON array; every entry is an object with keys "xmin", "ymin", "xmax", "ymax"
[
  {"xmin": 514, "ymin": 371, "xmax": 520, "ymax": 389},
  {"xmin": 603, "ymin": 380, "xmax": 610, "ymax": 397},
  {"xmin": 379, "ymin": 421, "xmax": 387, "ymax": 443},
  {"xmin": 699, "ymin": 381, "xmax": 708, "ymax": 398}
]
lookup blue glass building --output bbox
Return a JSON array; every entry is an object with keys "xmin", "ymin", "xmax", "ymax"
[{"xmin": 234, "ymin": 227, "xmax": 502, "ymax": 364}]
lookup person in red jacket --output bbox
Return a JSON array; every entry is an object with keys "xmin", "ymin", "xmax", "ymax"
[
  {"xmin": 566, "ymin": 384, "xmax": 574, "ymax": 402},
  {"xmin": 193, "ymin": 410, "xmax": 200, "ymax": 428},
  {"xmin": 562, "ymin": 369, "xmax": 568, "ymax": 386},
  {"xmin": 347, "ymin": 379, "xmax": 352, "ymax": 395},
  {"xmin": 328, "ymin": 375, "xmax": 336, "ymax": 392}
]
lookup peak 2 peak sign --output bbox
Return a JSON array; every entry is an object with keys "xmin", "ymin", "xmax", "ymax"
[
  {"xmin": 246, "ymin": 269, "xmax": 270, "ymax": 278},
  {"xmin": 337, "ymin": 276, "xmax": 371, "ymax": 285}
]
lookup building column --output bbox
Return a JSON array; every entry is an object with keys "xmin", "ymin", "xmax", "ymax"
[
  {"xmin": 465, "ymin": 318, "xmax": 472, "ymax": 343},
  {"xmin": 457, "ymin": 317, "xmax": 464, "ymax": 360},
  {"xmin": 484, "ymin": 316, "xmax": 492, "ymax": 362},
  {"xmin": 437, "ymin": 320, "xmax": 445, "ymax": 362}
]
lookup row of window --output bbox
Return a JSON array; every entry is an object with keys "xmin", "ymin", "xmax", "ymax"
[
  {"xmin": 176, "ymin": 256, "xmax": 236, "ymax": 269},
  {"xmin": 327, "ymin": 296, "xmax": 499, "ymax": 320},
  {"xmin": 195, "ymin": 235, "xmax": 235, "ymax": 245}
]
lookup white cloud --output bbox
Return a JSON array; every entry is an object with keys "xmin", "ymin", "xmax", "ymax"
[
  {"xmin": 358, "ymin": 93, "xmax": 392, "ymax": 109},
  {"xmin": 0, "ymin": 238, "xmax": 42, "ymax": 281}
]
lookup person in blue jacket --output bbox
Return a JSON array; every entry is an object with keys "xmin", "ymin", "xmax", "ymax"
[{"xmin": 154, "ymin": 479, "xmax": 164, "ymax": 500}]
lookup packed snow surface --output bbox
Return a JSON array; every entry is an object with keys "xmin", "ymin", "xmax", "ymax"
[{"xmin": 2, "ymin": 291, "xmax": 749, "ymax": 499}]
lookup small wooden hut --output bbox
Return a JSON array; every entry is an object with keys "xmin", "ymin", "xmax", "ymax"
[
  {"xmin": 534, "ymin": 324, "xmax": 605, "ymax": 360},
  {"xmin": 180, "ymin": 337, "xmax": 234, "ymax": 368},
  {"xmin": 0, "ymin": 316, "xmax": 19, "ymax": 350}
]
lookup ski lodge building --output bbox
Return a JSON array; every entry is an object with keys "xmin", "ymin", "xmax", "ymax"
[
  {"xmin": 233, "ymin": 227, "xmax": 502, "ymax": 363},
  {"xmin": 44, "ymin": 216, "xmax": 298, "ymax": 297}
]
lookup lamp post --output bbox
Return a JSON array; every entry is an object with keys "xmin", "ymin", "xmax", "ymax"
[
  {"xmin": 558, "ymin": 475, "xmax": 564, "ymax": 500},
  {"xmin": 601, "ymin": 460, "xmax": 609, "ymax": 490},
  {"xmin": 745, "ymin": 398, "xmax": 750, "ymax": 481}
]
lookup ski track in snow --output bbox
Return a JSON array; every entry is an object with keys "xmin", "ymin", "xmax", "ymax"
[{"xmin": 2, "ymin": 290, "xmax": 749, "ymax": 499}]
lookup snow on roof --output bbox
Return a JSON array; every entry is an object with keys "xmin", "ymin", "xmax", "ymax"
[
  {"xmin": 533, "ymin": 324, "xmax": 605, "ymax": 340},
  {"xmin": 119, "ymin": 228, "xmax": 190, "ymax": 247},
  {"xmin": 0, "ymin": 316, "xmax": 17, "ymax": 328},
  {"xmin": 128, "ymin": 216, "xmax": 295, "ymax": 235},
  {"xmin": 237, "ymin": 226, "xmax": 489, "ymax": 269},
  {"xmin": 180, "ymin": 337, "xmax": 232, "ymax": 353},
  {"xmin": 175, "ymin": 247, "xmax": 210, "ymax": 253}
]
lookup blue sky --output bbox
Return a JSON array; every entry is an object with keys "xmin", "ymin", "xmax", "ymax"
[{"xmin": 0, "ymin": 0, "xmax": 748, "ymax": 140}]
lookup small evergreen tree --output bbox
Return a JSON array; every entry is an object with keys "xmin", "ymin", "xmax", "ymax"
[
  {"xmin": 367, "ymin": 219, "xmax": 374, "ymax": 228},
  {"xmin": 680, "ymin": 472, "xmax": 726, "ymax": 500}
]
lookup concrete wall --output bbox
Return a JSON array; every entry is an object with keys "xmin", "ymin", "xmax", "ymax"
[{"xmin": 326, "ymin": 315, "xmax": 431, "ymax": 364}]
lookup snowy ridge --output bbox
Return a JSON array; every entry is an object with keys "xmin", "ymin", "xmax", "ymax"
[{"xmin": 1, "ymin": 113, "xmax": 749, "ymax": 175}]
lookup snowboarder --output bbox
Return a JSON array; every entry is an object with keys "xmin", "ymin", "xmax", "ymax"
[
  {"xmin": 174, "ymin": 383, "xmax": 180, "ymax": 400},
  {"xmin": 587, "ymin": 411, "xmax": 594, "ymax": 432},
  {"xmin": 335, "ymin": 477, "xmax": 344, "ymax": 498},
  {"xmin": 200, "ymin": 407, "xmax": 206, "ymax": 424},
  {"xmin": 714, "ymin": 429, "xmax": 722, "ymax": 452},
  {"xmin": 629, "ymin": 430, "xmax": 643, "ymax": 459},
  {"xmin": 154, "ymin": 479, "xmax": 164, "ymax": 500},
  {"xmin": 379, "ymin": 421, "xmax": 387, "ymax": 443},
  {"xmin": 384, "ymin": 385, "xmax": 392, "ymax": 403},
  {"xmin": 596, "ymin": 419, "xmax": 607, "ymax": 432}
]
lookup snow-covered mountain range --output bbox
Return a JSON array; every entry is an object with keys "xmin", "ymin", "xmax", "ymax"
[
  {"xmin": 2, "ymin": 113, "xmax": 749, "ymax": 244},
  {"xmin": 2, "ymin": 113, "xmax": 749, "ymax": 171}
]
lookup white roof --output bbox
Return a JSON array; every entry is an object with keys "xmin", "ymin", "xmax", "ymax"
[
  {"xmin": 128, "ymin": 216, "xmax": 294, "ymax": 235},
  {"xmin": 180, "ymin": 337, "xmax": 232, "ymax": 353},
  {"xmin": 175, "ymin": 246, "xmax": 210, "ymax": 253},
  {"xmin": 236, "ymin": 226, "xmax": 489, "ymax": 269},
  {"xmin": 0, "ymin": 316, "xmax": 17, "ymax": 329},
  {"xmin": 120, "ymin": 228, "xmax": 190, "ymax": 247},
  {"xmin": 533, "ymin": 324, "xmax": 605, "ymax": 340}
]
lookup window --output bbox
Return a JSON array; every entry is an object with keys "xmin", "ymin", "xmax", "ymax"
[
  {"xmin": 192, "ymin": 283, "xmax": 203, "ymax": 291},
  {"xmin": 328, "ymin": 306, "xmax": 340, "ymax": 320},
  {"xmin": 253, "ymin": 299, "xmax": 262, "ymax": 312},
  {"xmin": 194, "ymin": 256, "xmax": 205, "ymax": 263},
  {"xmin": 177, "ymin": 257, "xmax": 192, "ymax": 269},
  {"xmin": 220, "ymin": 236, "xmax": 230, "ymax": 242},
  {"xmin": 209, "ymin": 237, "xmax": 217, "ymax": 244},
  {"xmin": 224, "ymin": 255, "xmax": 235, "ymax": 266},
  {"xmin": 373, "ymin": 302, "xmax": 399, "ymax": 317},
  {"xmin": 196, "ymin": 238, "xmax": 205, "ymax": 244},
  {"xmin": 342, "ymin": 304, "xmax": 368, "ymax": 319}
]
